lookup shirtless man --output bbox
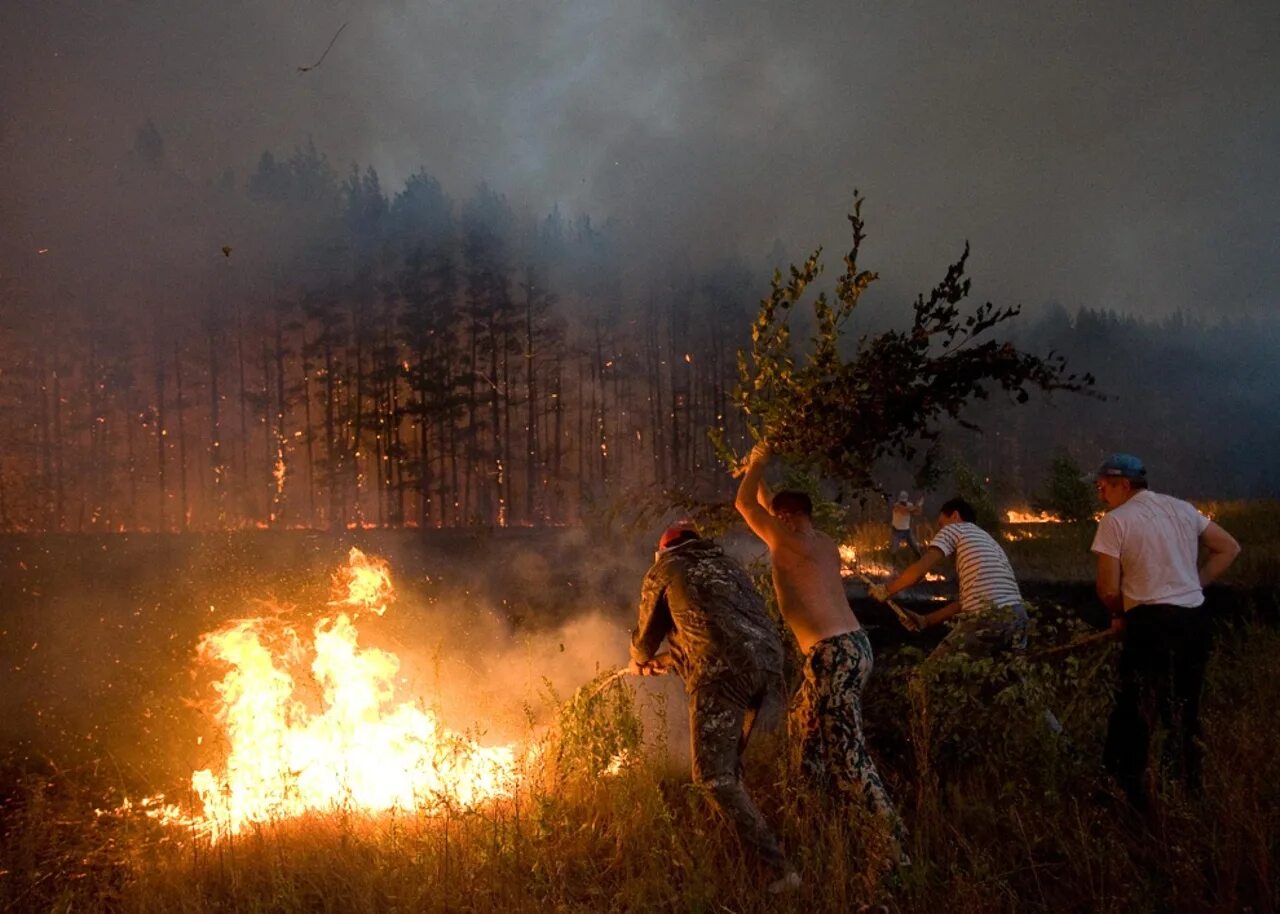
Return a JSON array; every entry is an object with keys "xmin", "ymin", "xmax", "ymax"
[{"xmin": 735, "ymin": 442, "xmax": 905, "ymax": 853}]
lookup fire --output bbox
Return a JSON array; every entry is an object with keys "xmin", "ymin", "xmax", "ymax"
[
  {"xmin": 330, "ymin": 547, "xmax": 393, "ymax": 616},
  {"xmin": 185, "ymin": 549, "xmax": 524, "ymax": 840},
  {"xmin": 840, "ymin": 543, "xmax": 944, "ymax": 582},
  {"xmin": 1005, "ymin": 509, "xmax": 1063, "ymax": 524},
  {"xmin": 840, "ymin": 543, "xmax": 897, "ymax": 579}
]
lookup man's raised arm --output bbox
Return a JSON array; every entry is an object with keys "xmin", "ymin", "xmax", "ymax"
[{"xmin": 735, "ymin": 443, "xmax": 785, "ymax": 549}]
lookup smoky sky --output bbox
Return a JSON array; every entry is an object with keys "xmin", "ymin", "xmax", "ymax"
[{"xmin": 2, "ymin": 0, "xmax": 1278, "ymax": 316}]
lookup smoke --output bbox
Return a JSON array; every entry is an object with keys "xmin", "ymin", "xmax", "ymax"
[
  {"xmin": 3, "ymin": 0, "xmax": 1277, "ymax": 316},
  {"xmin": 369, "ymin": 528, "xmax": 692, "ymax": 755}
]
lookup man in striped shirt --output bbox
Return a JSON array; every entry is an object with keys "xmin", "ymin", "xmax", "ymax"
[{"xmin": 872, "ymin": 497, "xmax": 1027, "ymax": 657}]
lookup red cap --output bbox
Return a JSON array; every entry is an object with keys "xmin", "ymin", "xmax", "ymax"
[{"xmin": 658, "ymin": 522, "xmax": 698, "ymax": 550}]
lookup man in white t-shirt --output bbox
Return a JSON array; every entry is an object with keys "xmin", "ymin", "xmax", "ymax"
[
  {"xmin": 873, "ymin": 497, "xmax": 1027, "ymax": 658},
  {"xmin": 1090, "ymin": 453, "xmax": 1240, "ymax": 809}
]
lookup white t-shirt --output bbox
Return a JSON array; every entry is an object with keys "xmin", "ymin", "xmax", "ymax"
[
  {"xmin": 891, "ymin": 503, "xmax": 913, "ymax": 531},
  {"xmin": 1090, "ymin": 490, "xmax": 1210, "ymax": 611},
  {"xmin": 929, "ymin": 521, "xmax": 1023, "ymax": 614}
]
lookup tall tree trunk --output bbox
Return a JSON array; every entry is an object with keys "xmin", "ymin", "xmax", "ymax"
[
  {"xmin": 83, "ymin": 332, "xmax": 99, "ymax": 531},
  {"xmin": 302, "ymin": 347, "xmax": 317, "ymax": 527},
  {"xmin": 236, "ymin": 300, "xmax": 249, "ymax": 487},
  {"xmin": 552, "ymin": 353, "xmax": 563, "ymax": 523},
  {"xmin": 386, "ymin": 322, "xmax": 404, "ymax": 527},
  {"xmin": 465, "ymin": 319, "xmax": 479, "ymax": 524},
  {"xmin": 51, "ymin": 365, "xmax": 66, "ymax": 532},
  {"xmin": 154, "ymin": 339, "xmax": 168, "ymax": 532},
  {"xmin": 36, "ymin": 350, "xmax": 54, "ymax": 530},
  {"xmin": 490, "ymin": 319, "xmax": 504, "ymax": 526},
  {"xmin": 207, "ymin": 309, "xmax": 225, "ymax": 526},
  {"xmin": 576, "ymin": 350, "xmax": 587, "ymax": 507},
  {"xmin": 261, "ymin": 340, "xmax": 274, "ymax": 525},
  {"xmin": 273, "ymin": 313, "xmax": 289, "ymax": 526},
  {"xmin": 523, "ymin": 282, "xmax": 539, "ymax": 523},
  {"xmin": 125, "ymin": 392, "xmax": 138, "ymax": 528},
  {"xmin": 500, "ymin": 324, "xmax": 512, "ymax": 525},
  {"xmin": 646, "ymin": 297, "xmax": 666, "ymax": 486},
  {"xmin": 323, "ymin": 338, "xmax": 339, "ymax": 529},
  {"xmin": 351, "ymin": 306, "xmax": 365, "ymax": 525},
  {"xmin": 594, "ymin": 322, "xmax": 607, "ymax": 484},
  {"xmin": 174, "ymin": 344, "xmax": 189, "ymax": 531},
  {"xmin": 416, "ymin": 343, "xmax": 431, "ymax": 530}
]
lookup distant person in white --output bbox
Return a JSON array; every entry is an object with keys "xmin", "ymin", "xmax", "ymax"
[
  {"xmin": 888, "ymin": 490, "xmax": 924, "ymax": 557},
  {"xmin": 872, "ymin": 497, "xmax": 1027, "ymax": 658},
  {"xmin": 1091, "ymin": 453, "xmax": 1240, "ymax": 810}
]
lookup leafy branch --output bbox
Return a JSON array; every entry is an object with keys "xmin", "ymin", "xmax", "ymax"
[{"xmin": 717, "ymin": 193, "xmax": 1097, "ymax": 494}]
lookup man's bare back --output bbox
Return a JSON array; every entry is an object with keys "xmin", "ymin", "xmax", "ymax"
[
  {"xmin": 735, "ymin": 443, "xmax": 862, "ymax": 654},
  {"xmin": 770, "ymin": 527, "xmax": 860, "ymax": 654}
]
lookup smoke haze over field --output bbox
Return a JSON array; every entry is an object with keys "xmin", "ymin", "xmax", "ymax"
[{"xmin": 3, "ymin": 0, "xmax": 1278, "ymax": 315}]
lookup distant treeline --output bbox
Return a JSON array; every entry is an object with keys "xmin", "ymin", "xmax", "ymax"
[
  {"xmin": 0, "ymin": 131, "xmax": 1274, "ymax": 532},
  {"xmin": 960, "ymin": 306, "xmax": 1280, "ymax": 504}
]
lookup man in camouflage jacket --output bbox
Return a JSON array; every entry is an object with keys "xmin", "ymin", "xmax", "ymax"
[{"xmin": 630, "ymin": 523, "xmax": 792, "ymax": 884}]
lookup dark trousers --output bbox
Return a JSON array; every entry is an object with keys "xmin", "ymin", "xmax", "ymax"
[
  {"xmin": 890, "ymin": 528, "xmax": 922, "ymax": 557},
  {"xmin": 1103, "ymin": 602, "xmax": 1213, "ymax": 806},
  {"xmin": 690, "ymin": 668, "xmax": 787, "ymax": 873}
]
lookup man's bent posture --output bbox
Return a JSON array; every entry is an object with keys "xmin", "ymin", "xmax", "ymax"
[
  {"xmin": 630, "ymin": 522, "xmax": 796, "ymax": 890},
  {"xmin": 735, "ymin": 444, "xmax": 906, "ymax": 861},
  {"xmin": 874, "ymin": 497, "xmax": 1028, "ymax": 660}
]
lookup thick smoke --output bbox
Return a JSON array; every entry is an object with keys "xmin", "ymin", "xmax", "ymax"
[{"xmin": 2, "ymin": 0, "xmax": 1277, "ymax": 314}]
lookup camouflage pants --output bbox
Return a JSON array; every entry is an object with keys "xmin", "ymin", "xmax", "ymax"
[
  {"xmin": 931, "ymin": 601, "xmax": 1029, "ymax": 661},
  {"xmin": 690, "ymin": 667, "xmax": 787, "ymax": 872},
  {"xmin": 791, "ymin": 630, "xmax": 905, "ymax": 845}
]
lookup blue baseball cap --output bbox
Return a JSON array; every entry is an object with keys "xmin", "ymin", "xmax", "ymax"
[{"xmin": 1095, "ymin": 453, "xmax": 1146, "ymax": 481}]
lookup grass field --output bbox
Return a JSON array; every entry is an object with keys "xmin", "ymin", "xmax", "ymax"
[{"xmin": 1, "ymin": 505, "xmax": 1277, "ymax": 913}]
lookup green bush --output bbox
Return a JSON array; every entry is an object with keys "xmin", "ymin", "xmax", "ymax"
[{"xmin": 1032, "ymin": 452, "xmax": 1098, "ymax": 523}]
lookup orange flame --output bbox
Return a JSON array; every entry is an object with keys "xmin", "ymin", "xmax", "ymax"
[
  {"xmin": 185, "ymin": 549, "xmax": 524, "ymax": 841},
  {"xmin": 330, "ymin": 547, "xmax": 393, "ymax": 616},
  {"xmin": 840, "ymin": 543, "xmax": 944, "ymax": 582},
  {"xmin": 1005, "ymin": 509, "xmax": 1063, "ymax": 524}
]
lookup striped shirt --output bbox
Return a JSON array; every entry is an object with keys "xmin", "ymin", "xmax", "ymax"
[{"xmin": 929, "ymin": 522, "xmax": 1023, "ymax": 615}]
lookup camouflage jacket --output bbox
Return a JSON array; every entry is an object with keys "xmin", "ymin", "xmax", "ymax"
[{"xmin": 630, "ymin": 538, "xmax": 784, "ymax": 693}]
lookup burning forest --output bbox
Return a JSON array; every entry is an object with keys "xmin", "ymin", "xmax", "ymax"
[{"xmin": 3, "ymin": 1, "xmax": 1279, "ymax": 909}]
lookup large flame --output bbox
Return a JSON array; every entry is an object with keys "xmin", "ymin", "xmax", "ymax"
[{"xmin": 187, "ymin": 548, "xmax": 523, "ymax": 840}]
